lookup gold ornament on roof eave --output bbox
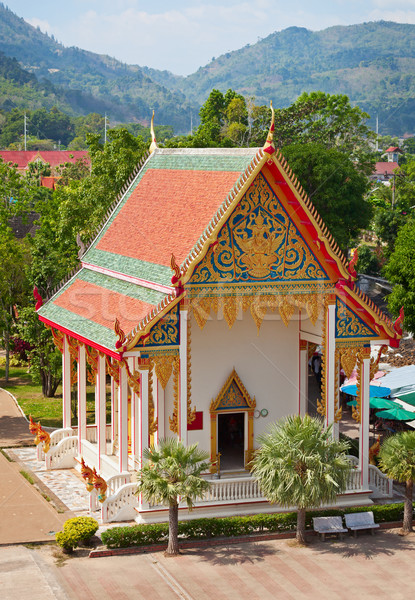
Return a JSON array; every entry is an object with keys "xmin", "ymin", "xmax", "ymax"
[{"xmin": 149, "ymin": 110, "xmax": 158, "ymax": 153}]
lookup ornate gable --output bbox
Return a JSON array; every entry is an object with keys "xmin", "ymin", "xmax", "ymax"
[
  {"xmin": 210, "ymin": 369, "xmax": 256, "ymax": 412},
  {"xmin": 335, "ymin": 297, "xmax": 377, "ymax": 340},
  {"xmin": 187, "ymin": 172, "xmax": 330, "ymax": 297}
]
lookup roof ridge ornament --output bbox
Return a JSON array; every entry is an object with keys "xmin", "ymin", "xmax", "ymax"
[
  {"xmin": 263, "ymin": 101, "xmax": 275, "ymax": 155},
  {"xmin": 149, "ymin": 110, "xmax": 158, "ymax": 153}
]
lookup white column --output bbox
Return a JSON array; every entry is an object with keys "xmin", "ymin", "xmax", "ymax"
[
  {"xmin": 324, "ymin": 299, "xmax": 336, "ymax": 429},
  {"xmin": 179, "ymin": 307, "xmax": 188, "ymax": 444},
  {"xmin": 138, "ymin": 364, "xmax": 150, "ymax": 511},
  {"xmin": 129, "ymin": 357, "xmax": 139, "ymax": 461},
  {"xmin": 77, "ymin": 344, "xmax": 86, "ymax": 455},
  {"xmin": 299, "ymin": 339, "xmax": 308, "ymax": 416},
  {"xmin": 96, "ymin": 354, "xmax": 106, "ymax": 469},
  {"xmin": 118, "ymin": 363, "xmax": 128, "ymax": 473},
  {"xmin": 62, "ymin": 336, "xmax": 71, "ymax": 428},
  {"xmin": 359, "ymin": 349, "xmax": 371, "ymax": 490},
  {"xmin": 111, "ymin": 374, "xmax": 117, "ymax": 449}
]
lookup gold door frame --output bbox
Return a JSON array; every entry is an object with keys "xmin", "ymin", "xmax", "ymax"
[{"xmin": 209, "ymin": 369, "xmax": 256, "ymax": 472}]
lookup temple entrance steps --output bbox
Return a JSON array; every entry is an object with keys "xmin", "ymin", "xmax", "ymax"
[
  {"xmin": 346, "ymin": 455, "xmax": 393, "ymax": 499},
  {"xmin": 45, "ymin": 435, "xmax": 78, "ymax": 469}
]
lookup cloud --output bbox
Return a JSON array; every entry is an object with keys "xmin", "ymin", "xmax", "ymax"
[{"xmin": 26, "ymin": 17, "xmax": 52, "ymax": 35}]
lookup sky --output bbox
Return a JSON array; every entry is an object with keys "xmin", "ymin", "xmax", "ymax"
[{"xmin": 4, "ymin": 0, "xmax": 415, "ymax": 75}]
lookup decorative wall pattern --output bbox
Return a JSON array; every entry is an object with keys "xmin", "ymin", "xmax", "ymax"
[
  {"xmin": 336, "ymin": 298, "xmax": 376, "ymax": 339},
  {"xmin": 189, "ymin": 172, "xmax": 329, "ymax": 289}
]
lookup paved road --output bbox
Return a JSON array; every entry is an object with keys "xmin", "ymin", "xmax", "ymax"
[
  {"xmin": 0, "ymin": 388, "xmax": 34, "ymax": 447},
  {"xmin": 2, "ymin": 531, "xmax": 414, "ymax": 600}
]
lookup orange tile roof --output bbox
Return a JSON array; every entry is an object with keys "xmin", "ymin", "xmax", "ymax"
[
  {"xmin": 96, "ymin": 169, "xmax": 241, "ymax": 267},
  {"xmin": 53, "ymin": 278, "xmax": 153, "ymax": 334}
]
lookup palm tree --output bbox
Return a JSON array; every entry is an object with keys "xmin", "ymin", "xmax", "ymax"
[
  {"xmin": 251, "ymin": 414, "xmax": 351, "ymax": 544},
  {"xmin": 378, "ymin": 431, "xmax": 415, "ymax": 534},
  {"xmin": 136, "ymin": 438, "xmax": 211, "ymax": 555}
]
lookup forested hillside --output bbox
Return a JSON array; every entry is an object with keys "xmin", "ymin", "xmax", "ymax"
[{"xmin": 1, "ymin": 3, "xmax": 415, "ymax": 134}]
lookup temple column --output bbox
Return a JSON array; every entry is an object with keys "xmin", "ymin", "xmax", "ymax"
[
  {"xmin": 62, "ymin": 335, "xmax": 71, "ymax": 428},
  {"xmin": 138, "ymin": 364, "xmax": 150, "ymax": 464},
  {"xmin": 110, "ymin": 368, "xmax": 118, "ymax": 453},
  {"xmin": 359, "ymin": 347, "xmax": 371, "ymax": 490},
  {"xmin": 96, "ymin": 354, "xmax": 106, "ymax": 469},
  {"xmin": 299, "ymin": 339, "xmax": 308, "ymax": 416},
  {"xmin": 77, "ymin": 344, "xmax": 86, "ymax": 455},
  {"xmin": 129, "ymin": 357, "xmax": 139, "ymax": 462},
  {"xmin": 323, "ymin": 297, "xmax": 336, "ymax": 431},
  {"xmin": 179, "ymin": 306, "xmax": 188, "ymax": 444},
  {"xmin": 118, "ymin": 362, "xmax": 128, "ymax": 472}
]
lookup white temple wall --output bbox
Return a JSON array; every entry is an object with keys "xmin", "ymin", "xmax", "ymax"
[{"xmin": 185, "ymin": 309, "xmax": 299, "ymax": 454}]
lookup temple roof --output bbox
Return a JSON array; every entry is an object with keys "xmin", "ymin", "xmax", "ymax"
[{"xmin": 38, "ymin": 145, "xmax": 401, "ymax": 353}]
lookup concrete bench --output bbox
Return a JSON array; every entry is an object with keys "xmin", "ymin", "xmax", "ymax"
[
  {"xmin": 345, "ymin": 511, "xmax": 380, "ymax": 537},
  {"xmin": 313, "ymin": 516, "xmax": 348, "ymax": 541}
]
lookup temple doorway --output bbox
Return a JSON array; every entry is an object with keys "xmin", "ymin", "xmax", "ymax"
[{"xmin": 218, "ymin": 412, "xmax": 245, "ymax": 471}]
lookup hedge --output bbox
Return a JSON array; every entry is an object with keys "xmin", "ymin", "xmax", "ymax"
[
  {"xmin": 56, "ymin": 516, "xmax": 99, "ymax": 552},
  {"xmin": 101, "ymin": 502, "xmax": 411, "ymax": 549}
]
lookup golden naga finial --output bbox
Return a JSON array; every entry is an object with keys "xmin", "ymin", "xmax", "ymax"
[
  {"xmin": 114, "ymin": 317, "xmax": 127, "ymax": 351},
  {"xmin": 149, "ymin": 110, "xmax": 158, "ymax": 153},
  {"xmin": 263, "ymin": 101, "xmax": 275, "ymax": 155}
]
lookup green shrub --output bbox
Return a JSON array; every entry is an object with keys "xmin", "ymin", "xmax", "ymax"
[
  {"xmin": 55, "ymin": 516, "xmax": 99, "ymax": 552},
  {"xmin": 100, "ymin": 502, "xmax": 413, "ymax": 549}
]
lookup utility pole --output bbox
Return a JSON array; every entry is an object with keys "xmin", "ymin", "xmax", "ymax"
[
  {"xmin": 104, "ymin": 113, "xmax": 109, "ymax": 144},
  {"xmin": 24, "ymin": 113, "xmax": 27, "ymax": 151}
]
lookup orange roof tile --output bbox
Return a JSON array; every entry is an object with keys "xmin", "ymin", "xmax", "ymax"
[
  {"xmin": 96, "ymin": 169, "xmax": 241, "ymax": 266},
  {"xmin": 54, "ymin": 278, "xmax": 153, "ymax": 334}
]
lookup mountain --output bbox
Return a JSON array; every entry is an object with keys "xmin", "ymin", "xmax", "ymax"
[
  {"xmin": 1, "ymin": 3, "xmax": 415, "ymax": 135},
  {"xmin": 0, "ymin": 4, "xmax": 195, "ymax": 132},
  {"xmin": 170, "ymin": 21, "xmax": 415, "ymax": 134}
]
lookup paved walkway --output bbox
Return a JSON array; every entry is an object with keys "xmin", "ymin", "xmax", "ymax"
[
  {"xmin": 1, "ymin": 530, "xmax": 415, "ymax": 599},
  {"xmin": 0, "ymin": 389, "xmax": 72, "ymax": 544},
  {"xmin": 0, "ymin": 388, "xmax": 34, "ymax": 447}
]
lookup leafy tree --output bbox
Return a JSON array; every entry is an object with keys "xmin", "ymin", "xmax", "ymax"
[
  {"xmin": 378, "ymin": 431, "xmax": 415, "ymax": 533},
  {"xmin": 384, "ymin": 218, "xmax": 415, "ymax": 333},
  {"xmin": 136, "ymin": 439, "xmax": 211, "ymax": 555},
  {"xmin": 251, "ymin": 415, "xmax": 351, "ymax": 545},
  {"xmin": 0, "ymin": 227, "xmax": 30, "ymax": 381},
  {"xmin": 356, "ymin": 245, "xmax": 381, "ymax": 276},
  {"xmin": 282, "ymin": 143, "xmax": 371, "ymax": 251}
]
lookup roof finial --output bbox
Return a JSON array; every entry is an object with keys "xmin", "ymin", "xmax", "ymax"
[
  {"xmin": 263, "ymin": 101, "xmax": 275, "ymax": 155},
  {"xmin": 149, "ymin": 110, "xmax": 158, "ymax": 153}
]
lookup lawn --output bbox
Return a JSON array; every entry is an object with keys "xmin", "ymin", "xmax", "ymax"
[{"xmin": 0, "ymin": 362, "xmax": 112, "ymax": 429}]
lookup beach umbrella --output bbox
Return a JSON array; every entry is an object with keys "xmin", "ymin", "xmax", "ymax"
[
  {"xmin": 341, "ymin": 384, "xmax": 391, "ymax": 398},
  {"xmin": 375, "ymin": 407, "xmax": 415, "ymax": 421},
  {"xmin": 347, "ymin": 398, "xmax": 396, "ymax": 410}
]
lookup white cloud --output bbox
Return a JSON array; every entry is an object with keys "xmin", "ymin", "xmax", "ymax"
[{"xmin": 26, "ymin": 17, "xmax": 52, "ymax": 35}]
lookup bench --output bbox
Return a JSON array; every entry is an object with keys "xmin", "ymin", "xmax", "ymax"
[
  {"xmin": 345, "ymin": 511, "xmax": 380, "ymax": 537},
  {"xmin": 313, "ymin": 516, "xmax": 348, "ymax": 541}
]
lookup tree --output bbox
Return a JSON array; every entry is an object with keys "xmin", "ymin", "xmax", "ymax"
[
  {"xmin": 0, "ymin": 227, "xmax": 30, "ymax": 381},
  {"xmin": 251, "ymin": 415, "xmax": 351, "ymax": 545},
  {"xmin": 378, "ymin": 431, "xmax": 415, "ymax": 533},
  {"xmin": 282, "ymin": 143, "xmax": 371, "ymax": 252},
  {"xmin": 384, "ymin": 218, "xmax": 415, "ymax": 333},
  {"xmin": 136, "ymin": 439, "xmax": 211, "ymax": 555}
]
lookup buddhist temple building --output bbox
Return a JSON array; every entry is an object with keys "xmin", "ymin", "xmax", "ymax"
[{"xmin": 36, "ymin": 113, "xmax": 402, "ymax": 523}]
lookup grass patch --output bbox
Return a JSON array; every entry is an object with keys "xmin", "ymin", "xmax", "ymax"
[
  {"xmin": 0, "ymin": 364, "xmax": 112, "ymax": 428},
  {"xmin": 20, "ymin": 469, "xmax": 35, "ymax": 484},
  {"xmin": 0, "ymin": 448, "xmax": 13, "ymax": 461}
]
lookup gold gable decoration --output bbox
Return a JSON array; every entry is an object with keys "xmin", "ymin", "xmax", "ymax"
[
  {"xmin": 210, "ymin": 369, "xmax": 256, "ymax": 413},
  {"xmin": 190, "ymin": 173, "xmax": 328, "ymax": 287},
  {"xmin": 190, "ymin": 293, "xmax": 324, "ymax": 334}
]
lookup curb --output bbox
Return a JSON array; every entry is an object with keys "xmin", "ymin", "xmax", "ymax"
[{"xmin": 89, "ymin": 521, "xmax": 405, "ymax": 558}]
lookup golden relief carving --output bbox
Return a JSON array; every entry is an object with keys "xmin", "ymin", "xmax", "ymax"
[
  {"xmin": 148, "ymin": 364, "xmax": 157, "ymax": 435},
  {"xmin": 169, "ymin": 356, "xmax": 180, "ymax": 434},
  {"xmin": 85, "ymin": 346, "xmax": 99, "ymax": 385},
  {"xmin": 187, "ymin": 317, "xmax": 196, "ymax": 425},
  {"xmin": 336, "ymin": 298, "xmax": 375, "ymax": 339},
  {"xmin": 189, "ymin": 293, "xmax": 323, "ymax": 334},
  {"xmin": 106, "ymin": 356, "xmax": 120, "ymax": 385},
  {"xmin": 339, "ymin": 346, "xmax": 358, "ymax": 379},
  {"xmin": 49, "ymin": 327, "xmax": 64, "ymax": 353},
  {"xmin": 190, "ymin": 173, "xmax": 328, "ymax": 287},
  {"xmin": 152, "ymin": 354, "xmax": 175, "ymax": 390},
  {"xmin": 66, "ymin": 336, "xmax": 80, "ymax": 363},
  {"xmin": 352, "ymin": 347, "xmax": 371, "ymax": 423},
  {"xmin": 334, "ymin": 349, "xmax": 342, "ymax": 423},
  {"xmin": 317, "ymin": 300, "xmax": 327, "ymax": 418},
  {"xmin": 210, "ymin": 369, "xmax": 256, "ymax": 412}
]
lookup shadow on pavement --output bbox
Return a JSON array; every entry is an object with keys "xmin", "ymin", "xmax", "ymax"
[{"xmin": 184, "ymin": 541, "xmax": 278, "ymax": 565}]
